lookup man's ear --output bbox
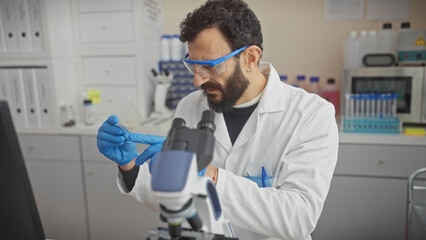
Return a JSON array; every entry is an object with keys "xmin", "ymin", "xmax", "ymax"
[{"xmin": 243, "ymin": 46, "xmax": 262, "ymax": 73}]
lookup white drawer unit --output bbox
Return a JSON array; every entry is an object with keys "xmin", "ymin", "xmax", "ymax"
[
  {"xmin": 76, "ymin": 0, "xmax": 133, "ymax": 12},
  {"xmin": 18, "ymin": 134, "xmax": 80, "ymax": 162},
  {"xmin": 336, "ymin": 143, "xmax": 426, "ymax": 178},
  {"xmin": 78, "ymin": 12, "xmax": 134, "ymax": 43},
  {"xmin": 83, "ymin": 56, "xmax": 136, "ymax": 86}
]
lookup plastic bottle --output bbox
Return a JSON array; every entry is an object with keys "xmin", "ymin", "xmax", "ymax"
[
  {"xmin": 160, "ymin": 35, "xmax": 171, "ymax": 61},
  {"xmin": 344, "ymin": 30, "xmax": 359, "ymax": 68},
  {"xmin": 308, "ymin": 76, "xmax": 320, "ymax": 94},
  {"xmin": 83, "ymin": 99, "xmax": 94, "ymax": 125},
  {"xmin": 377, "ymin": 23, "xmax": 397, "ymax": 56},
  {"xmin": 367, "ymin": 30, "xmax": 378, "ymax": 54},
  {"xmin": 358, "ymin": 30, "xmax": 368, "ymax": 66},
  {"xmin": 170, "ymin": 34, "xmax": 183, "ymax": 61},
  {"xmin": 279, "ymin": 75, "xmax": 288, "ymax": 83},
  {"xmin": 320, "ymin": 78, "xmax": 340, "ymax": 117},
  {"xmin": 296, "ymin": 75, "xmax": 307, "ymax": 90}
]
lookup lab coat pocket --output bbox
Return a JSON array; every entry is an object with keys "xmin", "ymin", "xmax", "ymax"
[{"xmin": 244, "ymin": 161, "xmax": 273, "ymax": 188}]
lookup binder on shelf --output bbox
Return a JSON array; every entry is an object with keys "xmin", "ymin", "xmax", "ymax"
[
  {"xmin": 22, "ymin": 68, "xmax": 40, "ymax": 126},
  {"xmin": 0, "ymin": 69, "xmax": 10, "ymax": 101},
  {"xmin": 0, "ymin": 10, "xmax": 6, "ymax": 52},
  {"xmin": 27, "ymin": 0, "xmax": 43, "ymax": 51},
  {"xmin": 13, "ymin": 0, "xmax": 33, "ymax": 52},
  {"xmin": 0, "ymin": 0, "xmax": 19, "ymax": 51},
  {"xmin": 8, "ymin": 68, "xmax": 28, "ymax": 127},
  {"xmin": 35, "ymin": 68, "xmax": 52, "ymax": 126}
]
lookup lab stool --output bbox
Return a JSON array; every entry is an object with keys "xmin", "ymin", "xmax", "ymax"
[{"xmin": 405, "ymin": 168, "xmax": 426, "ymax": 240}]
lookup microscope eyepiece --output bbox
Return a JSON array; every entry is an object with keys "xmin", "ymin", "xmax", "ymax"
[{"xmin": 197, "ymin": 110, "xmax": 215, "ymax": 132}]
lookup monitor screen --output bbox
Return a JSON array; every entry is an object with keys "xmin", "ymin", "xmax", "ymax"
[{"xmin": 0, "ymin": 101, "xmax": 45, "ymax": 239}]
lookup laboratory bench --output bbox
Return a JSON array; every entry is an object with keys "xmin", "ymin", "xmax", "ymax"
[{"xmin": 15, "ymin": 126, "xmax": 426, "ymax": 240}]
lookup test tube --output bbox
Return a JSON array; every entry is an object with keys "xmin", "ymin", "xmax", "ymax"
[
  {"xmin": 355, "ymin": 94, "xmax": 360, "ymax": 119},
  {"xmin": 376, "ymin": 93, "xmax": 382, "ymax": 119},
  {"xmin": 360, "ymin": 94, "xmax": 365, "ymax": 119},
  {"xmin": 387, "ymin": 93, "xmax": 392, "ymax": 118},
  {"xmin": 350, "ymin": 94, "xmax": 355, "ymax": 119},
  {"xmin": 370, "ymin": 93, "xmax": 376, "ymax": 119},
  {"xmin": 391, "ymin": 93, "xmax": 397, "ymax": 118},
  {"xmin": 345, "ymin": 93, "xmax": 350, "ymax": 119},
  {"xmin": 366, "ymin": 94, "xmax": 370, "ymax": 119}
]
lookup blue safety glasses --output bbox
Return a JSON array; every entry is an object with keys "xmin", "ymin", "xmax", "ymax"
[{"xmin": 182, "ymin": 45, "xmax": 248, "ymax": 78}]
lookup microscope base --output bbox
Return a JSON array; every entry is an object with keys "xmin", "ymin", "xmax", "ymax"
[{"xmin": 144, "ymin": 227, "xmax": 238, "ymax": 240}]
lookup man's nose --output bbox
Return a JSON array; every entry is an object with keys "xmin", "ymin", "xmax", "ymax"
[{"xmin": 193, "ymin": 70, "xmax": 209, "ymax": 87}]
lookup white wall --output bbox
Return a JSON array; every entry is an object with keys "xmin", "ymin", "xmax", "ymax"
[{"xmin": 162, "ymin": 0, "xmax": 426, "ymax": 87}]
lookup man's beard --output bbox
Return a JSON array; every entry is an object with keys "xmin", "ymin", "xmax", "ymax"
[{"xmin": 201, "ymin": 63, "xmax": 249, "ymax": 113}]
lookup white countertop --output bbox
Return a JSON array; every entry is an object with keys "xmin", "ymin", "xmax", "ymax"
[{"xmin": 16, "ymin": 120, "xmax": 426, "ymax": 147}]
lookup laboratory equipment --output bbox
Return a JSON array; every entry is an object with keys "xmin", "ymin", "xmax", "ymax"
[
  {"xmin": 405, "ymin": 168, "xmax": 426, "ymax": 240},
  {"xmin": 342, "ymin": 67, "xmax": 426, "ymax": 124},
  {"xmin": 397, "ymin": 28, "xmax": 426, "ymax": 64},
  {"xmin": 148, "ymin": 110, "xmax": 236, "ymax": 239},
  {"xmin": 0, "ymin": 101, "xmax": 46, "ymax": 239},
  {"xmin": 150, "ymin": 69, "xmax": 173, "ymax": 119},
  {"xmin": 320, "ymin": 78, "xmax": 340, "ymax": 117}
]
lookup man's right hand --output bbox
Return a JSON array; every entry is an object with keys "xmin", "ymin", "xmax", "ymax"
[{"xmin": 97, "ymin": 115, "xmax": 139, "ymax": 166}]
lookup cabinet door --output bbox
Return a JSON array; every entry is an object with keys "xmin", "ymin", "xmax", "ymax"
[
  {"xmin": 84, "ymin": 162, "xmax": 162, "ymax": 240},
  {"xmin": 313, "ymin": 175, "xmax": 407, "ymax": 240},
  {"xmin": 25, "ymin": 160, "xmax": 89, "ymax": 240},
  {"xmin": 19, "ymin": 134, "xmax": 89, "ymax": 240}
]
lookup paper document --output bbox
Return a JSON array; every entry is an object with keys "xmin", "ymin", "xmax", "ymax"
[
  {"xmin": 324, "ymin": 0, "xmax": 364, "ymax": 22},
  {"xmin": 367, "ymin": 0, "xmax": 410, "ymax": 21}
]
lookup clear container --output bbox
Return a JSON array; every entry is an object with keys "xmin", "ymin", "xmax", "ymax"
[
  {"xmin": 377, "ymin": 23, "xmax": 397, "ymax": 56},
  {"xmin": 160, "ymin": 35, "xmax": 171, "ymax": 61},
  {"xmin": 170, "ymin": 34, "xmax": 183, "ymax": 61},
  {"xmin": 309, "ymin": 76, "xmax": 320, "ymax": 94},
  {"xmin": 83, "ymin": 99, "xmax": 94, "ymax": 125}
]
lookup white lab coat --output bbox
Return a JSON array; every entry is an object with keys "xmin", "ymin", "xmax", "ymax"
[{"xmin": 117, "ymin": 63, "xmax": 339, "ymax": 240}]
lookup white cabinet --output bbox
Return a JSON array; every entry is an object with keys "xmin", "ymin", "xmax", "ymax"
[
  {"xmin": 19, "ymin": 134, "xmax": 89, "ymax": 240},
  {"xmin": 313, "ymin": 142, "xmax": 426, "ymax": 240},
  {"xmin": 81, "ymin": 135, "xmax": 162, "ymax": 240},
  {"xmin": 313, "ymin": 175, "xmax": 407, "ymax": 240}
]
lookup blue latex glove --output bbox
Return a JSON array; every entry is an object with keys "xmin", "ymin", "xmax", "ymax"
[
  {"xmin": 128, "ymin": 133, "xmax": 208, "ymax": 175},
  {"xmin": 129, "ymin": 133, "xmax": 167, "ymax": 167},
  {"xmin": 97, "ymin": 115, "xmax": 139, "ymax": 166}
]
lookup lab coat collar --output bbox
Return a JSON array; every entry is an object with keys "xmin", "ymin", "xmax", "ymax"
[{"xmin": 257, "ymin": 62, "xmax": 287, "ymax": 114}]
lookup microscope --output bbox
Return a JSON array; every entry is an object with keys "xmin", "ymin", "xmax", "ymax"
[{"xmin": 147, "ymin": 110, "xmax": 237, "ymax": 240}]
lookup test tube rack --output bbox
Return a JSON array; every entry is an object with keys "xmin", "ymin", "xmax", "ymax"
[
  {"xmin": 342, "ymin": 117, "xmax": 401, "ymax": 134},
  {"xmin": 343, "ymin": 92, "xmax": 402, "ymax": 134}
]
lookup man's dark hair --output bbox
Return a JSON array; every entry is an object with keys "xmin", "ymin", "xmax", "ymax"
[{"xmin": 179, "ymin": 0, "xmax": 263, "ymax": 54}]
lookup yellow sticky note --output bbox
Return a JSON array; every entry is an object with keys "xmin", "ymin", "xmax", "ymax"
[
  {"xmin": 404, "ymin": 127, "xmax": 426, "ymax": 136},
  {"xmin": 87, "ymin": 90, "xmax": 101, "ymax": 104}
]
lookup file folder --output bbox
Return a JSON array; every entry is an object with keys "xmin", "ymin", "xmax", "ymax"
[
  {"xmin": 0, "ymin": 69, "xmax": 10, "ymax": 101},
  {"xmin": 0, "ymin": 0, "xmax": 19, "ymax": 51},
  {"xmin": 8, "ymin": 68, "xmax": 28, "ymax": 127},
  {"xmin": 35, "ymin": 68, "xmax": 52, "ymax": 126},
  {"xmin": 22, "ymin": 68, "xmax": 40, "ymax": 126},
  {"xmin": 13, "ymin": 0, "xmax": 33, "ymax": 51},
  {"xmin": 27, "ymin": 0, "xmax": 43, "ymax": 51},
  {"xmin": 0, "ymin": 11, "xmax": 5, "ymax": 52}
]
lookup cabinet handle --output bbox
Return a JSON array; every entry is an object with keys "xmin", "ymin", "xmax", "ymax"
[{"xmin": 378, "ymin": 160, "xmax": 384, "ymax": 165}]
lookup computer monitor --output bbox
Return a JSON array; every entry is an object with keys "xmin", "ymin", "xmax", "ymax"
[{"xmin": 0, "ymin": 101, "xmax": 45, "ymax": 239}]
